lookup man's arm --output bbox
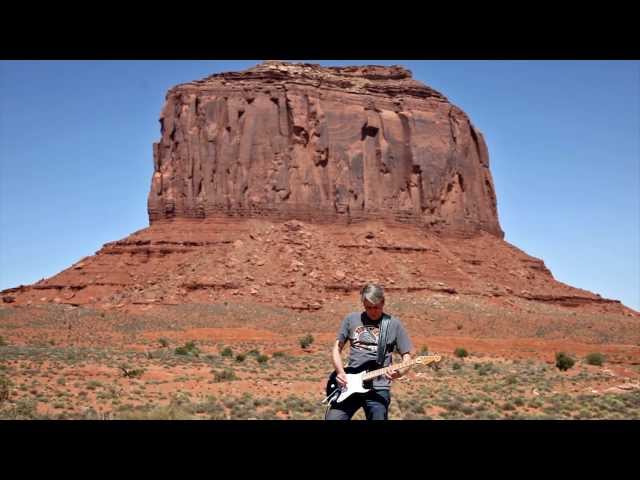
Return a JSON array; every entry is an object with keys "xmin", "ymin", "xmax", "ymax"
[
  {"xmin": 332, "ymin": 340, "xmax": 348, "ymax": 387},
  {"xmin": 394, "ymin": 320, "xmax": 413, "ymax": 378}
]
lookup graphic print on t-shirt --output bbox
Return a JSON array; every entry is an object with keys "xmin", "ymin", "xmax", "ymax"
[{"xmin": 351, "ymin": 325, "xmax": 380, "ymax": 353}]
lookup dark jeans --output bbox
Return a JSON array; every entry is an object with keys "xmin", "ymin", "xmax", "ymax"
[{"xmin": 325, "ymin": 389, "xmax": 391, "ymax": 420}]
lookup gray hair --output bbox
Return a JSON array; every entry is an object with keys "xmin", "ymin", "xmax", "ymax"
[{"xmin": 360, "ymin": 284, "xmax": 385, "ymax": 305}]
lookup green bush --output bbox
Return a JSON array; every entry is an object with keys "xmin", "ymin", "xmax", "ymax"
[
  {"xmin": 299, "ymin": 334, "xmax": 314, "ymax": 349},
  {"xmin": 555, "ymin": 352, "xmax": 575, "ymax": 371},
  {"xmin": 158, "ymin": 337, "xmax": 170, "ymax": 348},
  {"xmin": 220, "ymin": 347, "xmax": 233, "ymax": 357},
  {"xmin": 585, "ymin": 352, "xmax": 605, "ymax": 366},
  {"xmin": 256, "ymin": 354, "xmax": 269, "ymax": 364},
  {"xmin": 452, "ymin": 362, "xmax": 461, "ymax": 370},
  {"xmin": 175, "ymin": 341, "xmax": 200, "ymax": 357},
  {"xmin": 454, "ymin": 347, "xmax": 469, "ymax": 358}
]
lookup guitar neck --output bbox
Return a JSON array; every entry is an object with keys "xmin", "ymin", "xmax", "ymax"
[{"xmin": 362, "ymin": 358, "xmax": 420, "ymax": 381}]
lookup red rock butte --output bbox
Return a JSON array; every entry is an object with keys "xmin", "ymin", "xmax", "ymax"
[
  {"xmin": 148, "ymin": 61, "xmax": 502, "ymax": 238},
  {"xmin": 2, "ymin": 61, "xmax": 638, "ymax": 335}
]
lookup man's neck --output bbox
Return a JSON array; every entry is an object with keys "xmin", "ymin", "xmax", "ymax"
[{"xmin": 363, "ymin": 312, "xmax": 385, "ymax": 323}]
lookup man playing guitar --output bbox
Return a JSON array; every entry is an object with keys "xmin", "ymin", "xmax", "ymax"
[{"xmin": 324, "ymin": 283, "xmax": 413, "ymax": 420}]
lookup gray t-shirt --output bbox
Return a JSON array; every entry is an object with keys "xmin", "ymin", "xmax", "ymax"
[{"xmin": 337, "ymin": 311, "xmax": 413, "ymax": 390}]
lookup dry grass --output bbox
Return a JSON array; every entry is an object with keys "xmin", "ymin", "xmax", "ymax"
[{"xmin": 1, "ymin": 302, "xmax": 638, "ymax": 420}]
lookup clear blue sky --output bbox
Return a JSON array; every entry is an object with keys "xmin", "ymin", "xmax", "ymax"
[{"xmin": 1, "ymin": 60, "xmax": 638, "ymax": 311}]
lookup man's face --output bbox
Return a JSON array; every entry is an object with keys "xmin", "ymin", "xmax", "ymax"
[{"xmin": 363, "ymin": 299, "xmax": 384, "ymax": 321}]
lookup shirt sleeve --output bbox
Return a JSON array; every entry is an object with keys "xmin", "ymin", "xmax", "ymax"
[
  {"xmin": 337, "ymin": 315, "xmax": 351, "ymax": 344},
  {"xmin": 394, "ymin": 319, "xmax": 412, "ymax": 354}
]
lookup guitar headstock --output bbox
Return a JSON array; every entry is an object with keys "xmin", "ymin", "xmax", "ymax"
[{"xmin": 414, "ymin": 355, "xmax": 442, "ymax": 365}]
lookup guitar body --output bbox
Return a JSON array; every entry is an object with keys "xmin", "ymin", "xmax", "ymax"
[
  {"xmin": 323, "ymin": 355, "xmax": 441, "ymax": 405},
  {"xmin": 325, "ymin": 360, "xmax": 379, "ymax": 404}
]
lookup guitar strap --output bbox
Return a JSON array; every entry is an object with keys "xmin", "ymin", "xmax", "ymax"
[{"xmin": 376, "ymin": 314, "xmax": 391, "ymax": 366}]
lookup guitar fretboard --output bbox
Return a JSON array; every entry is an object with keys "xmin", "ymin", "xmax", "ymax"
[{"xmin": 362, "ymin": 357, "xmax": 434, "ymax": 381}]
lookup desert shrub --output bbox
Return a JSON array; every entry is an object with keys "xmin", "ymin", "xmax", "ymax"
[
  {"xmin": 272, "ymin": 351, "xmax": 286, "ymax": 358},
  {"xmin": 158, "ymin": 337, "xmax": 170, "ymax": 348},
  {"xmin": 193, "ymin": 397, "xmax": 225, "ymax": 419},
  {"xmin": 0, "ymin": 376, "xmax": 11, "ymax": 402},
  {"xmin": 220, "ymin": 347, "xmax": 233, "ymax": 357},
  {"xmin": 0, "ymin": 336, "xmax": 6, "ymax": 347},
  {"xmin": 14, "ymin": 398, "xmax": 38, "ymax": 419},
  {"xmin": 585, "ymin": 352, "xmax": 605, "ymax": 366},
  {"xmin": 235, "ymin": 353, "xmax": 246, "ymax": 362},
  {"xmin": 253, "ymin": 397, "xmax": 271, "ymax": 407},
  {"xmin": 119, "ymin": 364, "xmax": 145, "ymax": 378},
  {"xmin": 452, "ymin": 362, "xmax": 461, "ymax": 370},
  {"xmin": 528, "ymin": 398, "xmax": 543, "ymax": 409},
  {"xmin": 461, "ymin": 405, "xmax": 474, "ymax": 415},
  {"xmin": 474, "ymin": 362, "xmax": 494, "ymax": 376},
  {"xmin": 117, "ymin": 401, "xmax": 193, "ymax": 420},
  {"xmin": 246, "ymin": 349, "xmax": 260, "ymax": 357},
  {"xmin": 443, "ymin": 399, "xmax": 464, "ymax": 413},
  {"xmin": 86, "ymin": 380, "xmax": 103, "ymax": 390},
  {"xmin": 454, "ymin": 347, "xmax": 469, "ymax": 358},
  {"xmin": 418, "ymin": 345, "xmax": 429, "ymax": 355},
  {"xmin": 175, "ymin": 346, "xmax": 188, "ymax": 356},
  {"xmin": 299, "ymin": 334, "xmax": 314, "ymax": 349},
  {"xmin": 0, "ymin": 398, "xmax": 40, "ymax": 419},
  {"xmin": 256, "ymin": 354, "xmax": 269, "ymax": 364},
  {"xmin": 555, "ymin": 352, "xmax": 575, "ymax": 371},
  {"xmin": 284, "ymin": 395, "xmax": 310, "ymax": 412},
  {"xmin": 175, "ymin": 341, "xmax": 200, "ymax": 357},
  {"xmin": 230, "ymin": 402, "xmax": 256, "ymax": 420},
  {"xmin": 505, "ymin": 374, "xmax": 518, "ymax": 385},
  {"xmin": 214, "ymin": 368, "xmax": 237, "ymax": 382}
]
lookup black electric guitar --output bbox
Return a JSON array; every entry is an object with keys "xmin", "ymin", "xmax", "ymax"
[{"xmin": 323, "ymin": 355, "xmax": 441, "ymax": 404}]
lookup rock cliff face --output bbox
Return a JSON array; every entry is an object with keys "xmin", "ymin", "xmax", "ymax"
[{"xmin": 148, "ymin": 61, "xmax": 503, "ymax": 238}]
